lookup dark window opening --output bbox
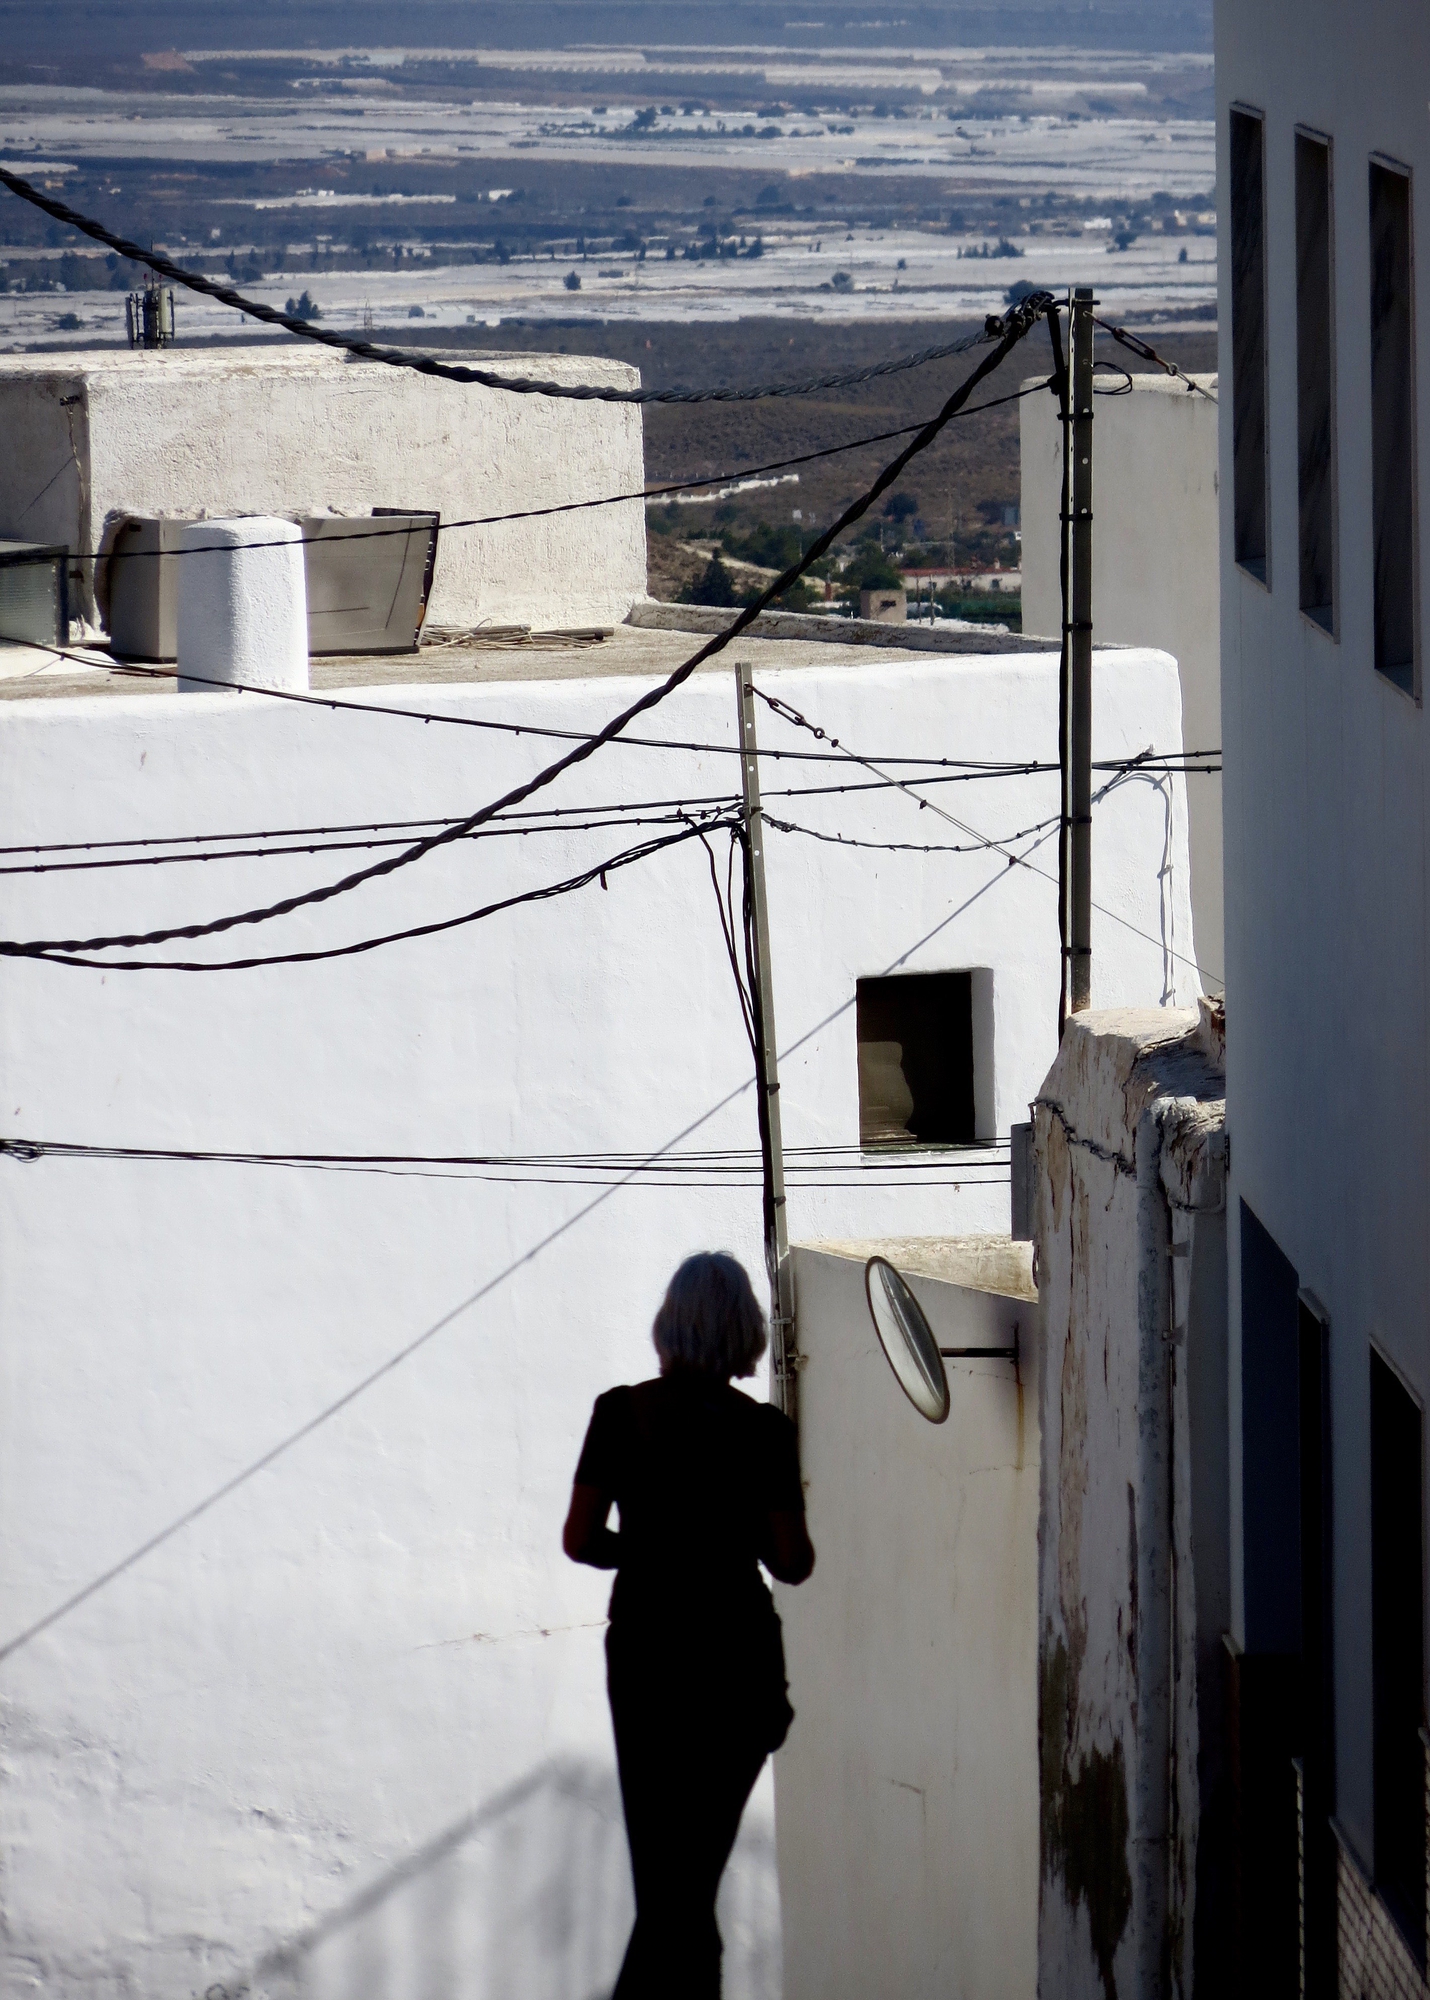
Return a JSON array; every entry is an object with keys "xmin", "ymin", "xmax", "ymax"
[
  {"xmin": 856, "ymin": 970, "xmax": 978, "ymax": 1147},
  {"xmin": 1296, "ymin": 132, "xmax": 1337, "ymax": 631},
  {"xmin": 1236, "ymin": 1202, "xmax": 1307, "ymax": 1983},
  {"xmin": 1242, "ymin": 1203, "xmax": 1303, "ymax": 1653},
  {"xmin": 1371, "ymin": 1349, "xmax": 1426, "ymax": 1962},
  {"xmin": 1298, "ymin": 1294, "xmax": 1337, "ymax": 1995},
  {"xmin": 1231, "ymin": 108, "xmax": 1270, "ymax": 582},
  {"xmin": 1370, "ymin": 161, "xmax": 1418, "ymax": 695}
]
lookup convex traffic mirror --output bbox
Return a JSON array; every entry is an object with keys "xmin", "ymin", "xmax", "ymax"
[{"xmin": 863, "ymin": 1255, "xmax": 1019, "ymax": 1425}]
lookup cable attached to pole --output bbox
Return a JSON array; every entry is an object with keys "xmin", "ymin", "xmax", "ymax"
[
  {"xmin": 1046, "ymin": 299, "xmax": 1073, "ymax": 1041},
  {"xmin": 1092, "ymin": 315, "xmax": 1217, "ymax": 404}
]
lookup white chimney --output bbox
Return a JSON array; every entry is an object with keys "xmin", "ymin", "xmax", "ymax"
[{"xmin": 176, "ymin": 516, "xmax": 308, "ymax": 693}]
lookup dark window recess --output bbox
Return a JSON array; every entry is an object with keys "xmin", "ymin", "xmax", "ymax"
[
  {"xmin": 1234, "ymin": 1202, "xmax": 1308, "ymax": 1991},
  {"xmin": 1370, "ymin": 162, "xmax": 1418, "ymax": 695},
  {"xmin": 1298, "ymin": 1295, "xmax": 1337, "ymax": 1998},
  {"xmin": 1231, "ymin": 108, "xmax": 1270, "ymax": 581},
  {"xmin": 856, "ymin": 971, "xmax": 973, "ymax": 1147},
  {"xmin": 1242, "ymin": 1203, "xmax": 1303, "ymax": 1654},
  {"xmin": 1371, "ymin": 1350, "xmax": 1426, "ymax": 1962},
  {"xmin": 1296, "ymin": 133, "xmax": 1337, "ymax": 630}
]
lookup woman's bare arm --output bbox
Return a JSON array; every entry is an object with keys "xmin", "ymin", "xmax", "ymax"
[
  {"xmin": 762, "ymin": 1509, "xmax": 815, "ymax": 1585},
  {"xmin": 563, "ymin": 1482, "xmax": 621, "ymax": 1569}
]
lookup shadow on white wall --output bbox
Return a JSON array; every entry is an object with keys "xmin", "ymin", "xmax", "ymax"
[{"xmin": 246, "ymin": 1756, "xmax": 779, "ymax": 2000}]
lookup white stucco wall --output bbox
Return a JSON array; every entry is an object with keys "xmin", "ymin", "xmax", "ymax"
[
  {"xmin": 0, "ymin": 643, "xmax": 1192, "ymax": 1996},
  {"xmin": 1216, "ymin": 0, "xmax": 1430, "ymax": 1864},
  {"xmin": 1021, "ymin": 371, "xmax": 1224, "ymax": 990},
  {"xmin": 0, "ymin": 348, "xmax": 647, "ymax": 632},
  {"xmin": 775, "ymin": 1240, "xmax": 1039, "ymax": 2000}
]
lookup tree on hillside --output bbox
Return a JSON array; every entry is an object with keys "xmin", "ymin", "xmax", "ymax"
[{"xmin": 681, "ymin": 555, "xmax": 740, "ymax": 607}]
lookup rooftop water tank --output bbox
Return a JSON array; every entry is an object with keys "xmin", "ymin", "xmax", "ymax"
[{"xmin": 176, "ymin": 517, "xmax": 308, "ymax": 693}]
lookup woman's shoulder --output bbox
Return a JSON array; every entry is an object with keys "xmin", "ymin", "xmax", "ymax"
[{"xmin": 723, "ymin": 1382, "xmax": 798, "ymax": 1441}]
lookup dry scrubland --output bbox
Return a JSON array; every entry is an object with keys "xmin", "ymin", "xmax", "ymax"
[{"xmin": 397, "ymin": 316, "xmax": 1217, "ymax": 598}]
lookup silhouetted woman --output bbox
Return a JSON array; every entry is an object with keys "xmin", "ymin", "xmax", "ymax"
[{"xmin": 563, "ymin": 1250, "xmax": 815, "ymax": 2000}]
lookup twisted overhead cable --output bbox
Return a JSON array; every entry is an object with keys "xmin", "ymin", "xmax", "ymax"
[
  {"xmin": 0, "ymin": 292, "xmax": 1053, "ymax": 970},
  {"xmin": 0, "ymin": 163, "xmax": 1002, "ymax": 406}
]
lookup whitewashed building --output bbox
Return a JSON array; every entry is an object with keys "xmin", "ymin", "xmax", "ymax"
[
  {"xmin": 1215, "ymin": 2, "xmax": 1430, "ymax": 1993},
  {"xmin": 0, "ymin": 349, "xmax": 1200, "ymax": 1998},
  {"xmin": 1024, "ymin": 4, "xmax": 1430, "ymax": 1996},
  {"xmin": 1021, "ymin": 369, "xmax": 1223, "ymax": 987}
]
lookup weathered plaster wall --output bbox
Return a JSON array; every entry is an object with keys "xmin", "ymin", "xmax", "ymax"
[
  {"xmin": 1021, "ymin": 372, "xmax": 1223, "ymax": 991},
  {"xmin": 775, "ymin": 1240, "xmax": 1039, "ymax": 2000},
  {"xmin": 1215, "ymin": 0, "xmax": 1430, "ymax": 1867},
  {"xmin": 0, "ymin": 348, "xmax": 646, "ymax": 631},
  {"xmin": 0, "ymin": 647, "xmax": 1192, "ymax": 1995},
  {"xmin": 1033, "ymin": 1007, "xmax": 1226, "ymax": 2000}
]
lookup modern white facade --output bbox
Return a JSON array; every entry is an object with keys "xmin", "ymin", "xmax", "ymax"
[
  {"xmin": 0, "ymin": 625, "xmax": 1195, "ymax": 1996},
  {"xmin": 1217, "ymin": 0, "xmax": 1430, "ymax": 1989}
]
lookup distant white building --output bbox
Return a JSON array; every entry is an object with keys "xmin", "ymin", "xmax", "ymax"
[{"xmin": 1021, "ymin": 368, "xmax": 1223, "ymax": 988}]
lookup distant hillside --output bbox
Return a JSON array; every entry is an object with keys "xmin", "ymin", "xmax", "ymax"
[{"xmin": 7, "ymin": 0, "xmax": 1213, "ymax": 61}]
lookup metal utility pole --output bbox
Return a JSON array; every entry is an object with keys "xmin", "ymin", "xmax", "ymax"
[
  {"xmin": 1069, "ymin": 286, "xmax": 1095, "ymax": 1013},
  {"xmin": 735, "ymin": 666, "xmax": 797, "ymax": 1425}
]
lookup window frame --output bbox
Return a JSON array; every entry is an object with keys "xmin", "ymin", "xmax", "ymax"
[
  {"xmin": 1294, "ymin": 126, "xmax": 1340, "ymax": 638},
  {"xmin": 854, "ymin": 967, "xmax": 993, "ymax": 1153},
  {"xmin": 1368, "ymin": 153, "xmax": 1421, "ymax": 702},
  {"xmin": 1230, "ymin": 104, "xmax": 1272, "ymax": 587}
]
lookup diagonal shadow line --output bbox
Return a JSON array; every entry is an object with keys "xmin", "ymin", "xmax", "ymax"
[
  {"xmin": 253, "ymin": 1753, "xmax": 615, "ymax": 1974},
  {"xmin": 0, "ymin": 854, "xmax": 1031, "ymax": 1669}
]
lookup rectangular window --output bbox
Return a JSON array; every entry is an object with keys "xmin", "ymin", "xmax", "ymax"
[
  {"xmin": 856, "ymin": 969, "xmax": 991, "ymax": 1148},
  {"xmin": 1371, "ymin": 1348, "xmax": 1426, "ymax": 1961},
  {"xmin": 1296, "ymin": 133, "xmax": 1337, "ymax": 630},
  {"xmin": 1231, "ymin": 108, "xmax": 1270, "ymax": 581},
  {"xmin": 1370, "ymin": 161, "xmax": 1418, "ymax": 695}
]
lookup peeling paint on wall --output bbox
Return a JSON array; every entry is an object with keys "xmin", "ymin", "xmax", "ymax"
[
  {"xmin": 1040, "ymin": 1626, "xmax": 1134, "ymax": 2000},
  {"xmin": 1034, "ymin": 1006, "xmax": 1227, "ymax": 2000}
]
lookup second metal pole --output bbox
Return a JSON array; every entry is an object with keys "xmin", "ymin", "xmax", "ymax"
[
  {"xmin": 1069, "ymin": 286, "xmax": 1095, "ymax": 1013},
  {"xmin": 735, "ymin": 666, "xmax": 797, "ymax": 1425}
]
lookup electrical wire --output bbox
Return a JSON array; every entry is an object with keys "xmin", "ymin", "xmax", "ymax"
[
  {"xmin": 766, "ymin": 809, "xmax": 1064, "ymax": 856},
  {"xmin": 14, "ymin": 815, "xmax": 744, "ymax": 974},
  {"xmin": 34, "ymin": 641, "xmax": 1058, "ymax": 767},
  {"xmin": 0, "ymin": 161, "xmax": 1010, "ymax": 406},
  {"xmin": 0, "ymin": 295, "xmax": 1054, "ymax": 970},
  {"xmin": 0, "ymin": 1131, "xmax": 1008, "ymax": 1189},
  {"xmin": 1093, "ymin": 315, "xmax": 1218, "ymax": 404},
  {"xmin": 78, "ymin": 377, "xmax": 1055, "ymax": 565},
  {"xmin": 0, "ymin": 806, "xmax": 735, "ymax": 877},
  {"xmin": 0, "ymin": 757, "xmax": 1217, "ymax": 876},
  {"xmin": 37, "ymin": 643, "xmax": 1221, "ymax": 777},
  {"xmin": 754, "ymin": 685, "xmax": 1225, "ymax": 987}
]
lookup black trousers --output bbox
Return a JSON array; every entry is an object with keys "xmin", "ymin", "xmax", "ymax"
[{"xmin": 608, "ymin": 1645, "xmax": 770, "ymax": 2000}]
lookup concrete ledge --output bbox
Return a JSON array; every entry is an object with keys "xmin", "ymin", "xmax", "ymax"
[
  {"xmin": 805, "ymin": 1232, "xmax": 1038, "ymax": 1301},
  {"xmin": 627, "ymin": 599, "xmax": 1060, "ymax": 655}
]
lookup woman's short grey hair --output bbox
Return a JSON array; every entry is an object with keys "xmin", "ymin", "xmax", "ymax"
[{"xmin": 652, "ymin": 1252, "xmax": 768, "ymax": 1379}]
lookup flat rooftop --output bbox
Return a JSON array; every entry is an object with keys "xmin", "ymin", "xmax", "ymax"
[{"xmin": 0, "ymin": 606, "xmax": 1063, "ymax": 705}]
